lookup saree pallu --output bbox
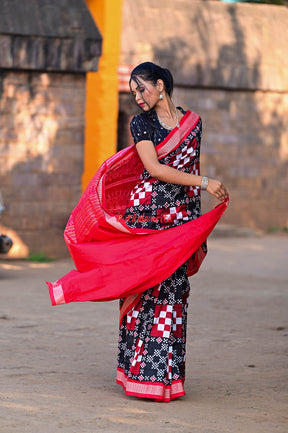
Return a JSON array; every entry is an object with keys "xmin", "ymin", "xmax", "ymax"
[{"xmin": 47, "ymin": 111, "xmax": 228, "ymax": 307}]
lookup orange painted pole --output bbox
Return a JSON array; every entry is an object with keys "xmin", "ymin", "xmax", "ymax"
[{"xmin": 83, "ymin": 0, "xmax": 122, "ymax": 190}]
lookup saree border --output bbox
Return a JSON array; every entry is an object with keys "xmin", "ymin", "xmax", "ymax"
[
  {"xmin": 116, "ymin": 367, "xmax": 185, "ymax": 402},
  {"xmin": 156, "ymin": 111, "xmax": 200, "ymax": 159},
  {"xmin": 47, "ymin": 281, "xmax": 66, "ymax": 306}
]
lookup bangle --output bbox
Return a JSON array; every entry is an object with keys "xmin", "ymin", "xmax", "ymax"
[{"xmin": 201, "ymin": 176, "xmax": 209, "ymax": 190}]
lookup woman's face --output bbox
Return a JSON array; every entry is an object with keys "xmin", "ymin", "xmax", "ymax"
[{"xmin": 130, "ymin": 77, "xmax": 162, "ymax": 111}]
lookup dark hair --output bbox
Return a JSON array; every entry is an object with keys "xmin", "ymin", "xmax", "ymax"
[{"xmin": 129, "ymin": 62, "xmax": 174, "ymax": 97}]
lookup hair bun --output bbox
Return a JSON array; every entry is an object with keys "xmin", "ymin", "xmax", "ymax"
[
  {"xmin": 129, "ymin": 62, "xmax": 174, "ymax": 97},
  {"xmin": 162, "ymin": 68, "xmax": 174, "ymax": 97}
]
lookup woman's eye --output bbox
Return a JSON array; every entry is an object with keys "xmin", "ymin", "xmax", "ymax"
[{"xmin": 139, "ymin": 87, "xmax": 145, "ymax": 93}]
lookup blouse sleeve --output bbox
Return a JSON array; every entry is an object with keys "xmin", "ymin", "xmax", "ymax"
[{"xmin": 130, "ymin": 114, "xmax": 152, "ymax": 145}]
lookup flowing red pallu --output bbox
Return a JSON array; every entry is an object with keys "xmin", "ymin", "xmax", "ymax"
[{"xmin": 47, "ymin": 111, "xmax": 228, "ymax": 306}]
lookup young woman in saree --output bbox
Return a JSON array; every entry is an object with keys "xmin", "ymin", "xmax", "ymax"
[
  {"xmin": 47, "ymin": 62, "xmax": 229, "ymax": 403},
  {"xmin": 116, "ymin": 62, "xmax": 228, "ymax": 402}
]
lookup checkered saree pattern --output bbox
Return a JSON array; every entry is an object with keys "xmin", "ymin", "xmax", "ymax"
[
  {"xmin": 117, "ymin": 263, "xmax": 190, "ymax": 402},
  {"xmin": 117, "ymin": 113, "xmax": 204, "ymax": 402}
]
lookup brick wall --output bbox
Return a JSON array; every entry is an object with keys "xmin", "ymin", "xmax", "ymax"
[
  {"xmin": 174, "ymin": 87, "xmax": 288, "ymax": 230},
  {"xmin": 119, "ymin": 0, "xmax": 288, "ymax": 232},
  {"xmin": 0, "ymin": 71, "xmax": 86, "ymax": 257}
]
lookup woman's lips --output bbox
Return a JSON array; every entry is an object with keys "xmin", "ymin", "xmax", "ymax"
[{"xmin": 138, "ymin": 102, "xmax": 145, "ymax": 107}]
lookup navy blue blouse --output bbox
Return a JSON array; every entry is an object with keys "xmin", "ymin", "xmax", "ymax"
[{"xmin": 130, "ymin": 107, "xmax": 186, "ymax": 147}]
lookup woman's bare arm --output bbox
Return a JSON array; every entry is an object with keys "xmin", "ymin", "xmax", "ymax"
[{"xmin": 136, "ymin": 140, "xmax": 229, "ymax": 201}]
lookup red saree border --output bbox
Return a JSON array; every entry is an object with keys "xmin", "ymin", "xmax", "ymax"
[
  {"xmin": 47, "ymin": 282, "xmax": 65, "ymax": 306},
  {"xmin": 156, "ymin": 111, "xmax": 200, "ymax": 159},
  {"xmin": 156, "ymin": 109, "xmax": 191, "ymax": 149},
  {"xmin": 116, "ymin": 367, "xmax": 185, "ymax": 402}
]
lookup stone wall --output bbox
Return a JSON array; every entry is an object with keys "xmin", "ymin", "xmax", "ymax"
[
  {"xmin": 119, "ymin": 0, "xmax": 288, "ymax": 231},
  {"xmin": 0, "ymin": 71, "xmax": 86, "ymax": 257},
  {"xmin": 174, "ymin": 87, "xmax": 288, "ymax": 230},
  {"xmin": 0, "ymin": 0, "xmax": 101, "ymax": 257}
]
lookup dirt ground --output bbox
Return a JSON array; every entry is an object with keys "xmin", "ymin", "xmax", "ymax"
[{"xmin": 0, "ymin": 235, "xmax": 287, "ymax": 433}]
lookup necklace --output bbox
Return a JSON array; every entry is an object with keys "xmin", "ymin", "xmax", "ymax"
[{"xmin": 157, "ymin": 106, "xmax": 180, "ymax": 130}]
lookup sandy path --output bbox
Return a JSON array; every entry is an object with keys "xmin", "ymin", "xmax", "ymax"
[{"xmin": 0, "ymin": 236, "xmax": 287, "ymax": 432}]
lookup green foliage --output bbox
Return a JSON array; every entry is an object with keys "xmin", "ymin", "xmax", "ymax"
[
  {"xmin": 26, "ymin": 251, "xmax": 54, "ymax": 262},
  {"xmin": 267, "ymin": 226, "xmax": 288, "ymax": 234},
  {"xmin": 267, "ymin": 226, "xmax": 280, "ymax": 233},
  {"xmin": 222, "ymin": 0, "xmax": 287, "ymax": 4},
  {"xmin": 239, "ymin": 0, "xmax": 286, "ymax": 4}
]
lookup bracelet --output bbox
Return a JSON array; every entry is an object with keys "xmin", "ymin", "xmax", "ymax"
[{"xmin": 201, "ymin": 176, "xmax": 209, "ymax": 190}]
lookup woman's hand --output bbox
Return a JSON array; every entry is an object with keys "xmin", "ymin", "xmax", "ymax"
[
  {"xmin": 206, "ymin": 178, "xmax": 229, "ymax": 202},
  {"xmin": 135, "ymin": 141, "xmax": 229, "ymax": 201}
]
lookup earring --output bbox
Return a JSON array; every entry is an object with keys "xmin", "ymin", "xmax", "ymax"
[{"xmin": 159, "ymin": 93, "xmax": 163, "ymax": 100}]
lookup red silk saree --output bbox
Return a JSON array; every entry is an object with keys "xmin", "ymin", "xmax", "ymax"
[{"xmin": 47, "ymin": 111, "xmax": 228, "ymax": 307}]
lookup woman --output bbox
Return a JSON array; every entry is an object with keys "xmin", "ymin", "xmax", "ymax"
[
  {"xmin": 47, "ymin": 62, "xmax": 228, "ymax": 403},
  {"xmin": 116, "ymin": 62, "xmax": 228, "ymax": 401}
]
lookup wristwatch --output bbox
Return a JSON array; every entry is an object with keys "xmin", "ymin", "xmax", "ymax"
[{"xmin": 201, "ymin": 176, "xmax": 209, "ymax": 190}]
